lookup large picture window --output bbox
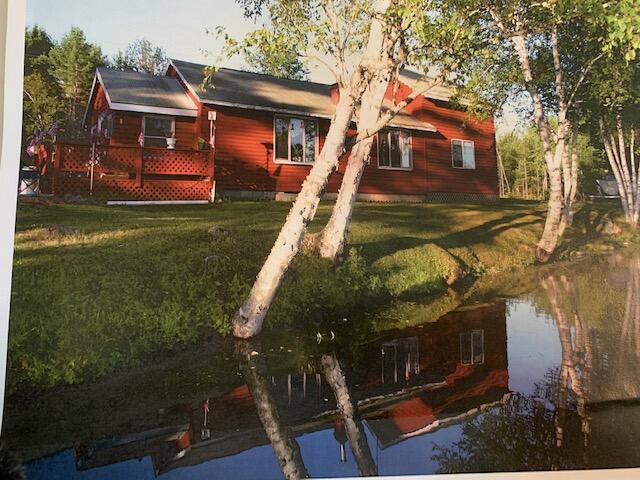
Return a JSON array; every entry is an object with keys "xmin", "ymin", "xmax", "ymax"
[
  {"xmin": 274, "ymin": 116, "xmax": 317, "ymax": 163},
  {"xmin": 378, "ymin": 129, "xmax": 412, "ymax": 170},
  {"xmin": 452, "ymin": 139, "xmax": 475, "ymax": 169},
  {"xmin": 143, "ymin": 115, "xmax": 175, "ymax": 148}
]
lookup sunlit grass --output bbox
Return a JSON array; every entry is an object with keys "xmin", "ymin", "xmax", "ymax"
[{"xmin": 7, "ymin": 199, "xmax": 626, "ymax": 393}]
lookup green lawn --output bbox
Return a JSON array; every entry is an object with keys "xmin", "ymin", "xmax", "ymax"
[{"xmin": 7, "ymin": 199, "xmax": 626, "ymax": 393}]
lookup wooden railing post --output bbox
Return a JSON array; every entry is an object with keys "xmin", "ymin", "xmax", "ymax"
[
  {"xmin": 209, "ymin": 149, "xmax": 216, "ymax": 202},
  {"xmin": 52, "ymin": 143, "xmax": 62, "ymax": 196},
  {"xmin": 136, "ymin": 148, "xmax": 143, "ymax": 187}
]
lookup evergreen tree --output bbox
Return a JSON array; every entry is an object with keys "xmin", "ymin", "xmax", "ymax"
[
  {"xmin": 22, "ymin": 26, "xmax": 61, "ymax": 142},
  {"xmin": 48, "ymin": 27, "xmax": 105, "ymax": 136}
]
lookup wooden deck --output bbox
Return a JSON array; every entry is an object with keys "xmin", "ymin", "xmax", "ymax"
[{"xmin": 51, "ymin": 143, "xmax": 214, "ymax": 201}]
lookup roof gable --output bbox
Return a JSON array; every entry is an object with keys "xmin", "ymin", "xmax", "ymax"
[{"xmin": 87, "ymin": 68, "xmax": 198, "ymax": 122}]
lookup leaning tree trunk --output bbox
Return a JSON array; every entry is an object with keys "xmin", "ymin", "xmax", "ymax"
[
  {"xmin": 232, "ymin": 97, "xmax": 354, "ymax": 337},
  {"xmin": 316, "ymin": 73, "xmax": 391, "ymax": 263},
  {"xmin": 232, "ymin": 0, "xmax": 393, "ymax": 338},
  {"xmin": 236, "ymin": 340, "xmax": 309, "ymax": 479},
  {"xmin": 320, "ymin": 354, "xmax": 378, "ymax": 476}
]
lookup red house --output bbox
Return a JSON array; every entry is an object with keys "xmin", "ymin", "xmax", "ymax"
[{"xmin": 52, "ymin": 59, "xmax": 498, "ymax": 202}]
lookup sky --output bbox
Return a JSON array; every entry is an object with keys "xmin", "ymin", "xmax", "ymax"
[{"xmin": 25, "ymin": 0, "xmax": 524, "ymax": 135}]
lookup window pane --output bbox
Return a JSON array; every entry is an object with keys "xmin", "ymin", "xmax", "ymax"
[
  {"xmin": 463, "ymin": 141, "xmax": 475, "ymax": 169},
  {"xmin": 290, "ymin": 119, "xmax": 304, "ymax": 162},
  {"xmin": 400, "ymin": 131, "xmax": 411, "ymax": 168},
  {"xmin": 275, "ymin": 117, "xmax": 289, "ymax": 160},
  {"xmin": 460, "ymin": 332, "xmax": 472, "ymax": 365},
  {"xmin": 389, "ymin": 130, "xmax": 401, "ymax": 168},
  {"xmin": 378, "ymin": 130, "xmax": 390, "ymax": 167},
  {"xmin": 472, "ymin": 330, "xmax": 484, "ymax": 364},
  {"xmin": 452, "ymin": 140, "xmax": 464, "ymax": 168},
  {"xmin": 145, "ymin": 117, "xmax": 173, "ymax": 137},
  {"xmin": 304, "ymin": 121, "xmax": 316, "ymax": 163}
]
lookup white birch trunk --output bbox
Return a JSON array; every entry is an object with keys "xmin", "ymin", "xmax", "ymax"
[
  {"xmin": 231, "ymin": 0, "xmax": 392, "ymax": 338},
  {"xmin": 600, "ymin": 116, "xmax": 639, "ymax": 228},
  {"xmin": 511, "ymin": 33, "xmax": 567, "ymax": 262},
  {"xmin": 320, "ymin": 354, "xmax": 378, "ymax": 476},
  {"xmin": 317, "ymin": 73, "xmax": 390, "ymax": 262},
  {"xmin": 237, "ymin": 340, "xmax": 309, "ymax": 479}
]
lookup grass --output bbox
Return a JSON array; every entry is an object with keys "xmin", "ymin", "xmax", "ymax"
[{"xmin": 7, "ymin": 198, "xmax": 630, "ymax": 393}]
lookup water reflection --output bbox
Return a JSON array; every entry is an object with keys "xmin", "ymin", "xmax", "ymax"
[
  {"xmin": 14, "ymin": 254, "xmax": 640, "ymax": 478},
  {"xmin": 236, "ymin": 340, "xmax": 309, "ymax": 480},
  {"xmin": 432, "ymin": 255, "xmax": 640, "ymax": 473}
]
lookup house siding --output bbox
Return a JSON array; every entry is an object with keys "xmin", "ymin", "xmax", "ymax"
[
  {"xmin": 210, "ymin": 102, "xmax": 497, "ymax": 198},
  {"xmin": 86, "ymin": 66, "xmax": 498, "ymax": 200}
]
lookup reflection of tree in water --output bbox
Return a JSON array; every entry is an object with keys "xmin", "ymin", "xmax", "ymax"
[
  {"xmin": 320, "ymin": 353, "xmax": 378, "ymax": 477},
  {"xmin": 433, "ymin": 261, "xmax": 640, "ymax": 473},
  {"xmin": 431, "ymin": 376, "xmax": 589, "ymax": 473},
  {"xmin": 236, "ymin": 340, "xmax": 310, "ymax": 480},
  {"xmin": 236, "ymin": 342, "xmax": 378, "ymax": 479},
  {"xmin": 620, "ymin": 256, "xmax": 640, "ymax": 393}
]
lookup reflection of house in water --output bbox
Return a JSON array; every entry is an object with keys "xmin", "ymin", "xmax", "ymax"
[{"xmin": 74, "ymin": 302, "xmax": 509, "ymax": 476}]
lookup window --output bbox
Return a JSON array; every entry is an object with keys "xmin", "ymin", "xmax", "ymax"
[
  {"xmin": 452, "ymin": 139, "xmax": 475, "ymax": 169},
  {"xmin": 97, "ymin": 113, "xmax": 114, "ymax": 140},
  {"xmin": 143, "ymin": 115, "xmax": 175, "ymax": 148},
  {"xmin": 460, "ymin": 330, "xmax": 485, "ymax": 365},
  {"xmin": 378, "ymin": 129, "xmax": 412, "ymax": 169},
  {"xmin": 274, "ymin": 116, "xmax": 317, "ymax": 163}
]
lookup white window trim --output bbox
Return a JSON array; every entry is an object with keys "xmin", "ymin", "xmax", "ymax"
[
  {"xmin": 273, "ymin": 115, "xmax": 319, "ymax": 165},
  {"xmin": 460, "ymin": 329, "xmax": 485, "ymax": 365},
  {"xmin": 376, "ymin": 129, "xmax": 413, "ymax": 171},
  {"xmin": 451, "ymin": 139, "xmax": 476, "ymax": 170},
  {"xmin": 142, "ymin": 114, "xmax": 175, "ymax": 147}
]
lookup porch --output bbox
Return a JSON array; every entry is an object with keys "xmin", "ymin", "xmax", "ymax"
[{"xmin": 50, "ymin": 143, "xmax": 214, "ymax": 202}]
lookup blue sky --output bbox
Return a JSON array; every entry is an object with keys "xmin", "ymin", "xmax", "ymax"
[
  {"xmin": 25, "ymin": 0, "xmax": 522, "ymax": 133},
  {"xmin": 25, "ymin": 0, "xmax": 338, "ymax": 83},
  {"xmin": 26, "ymin": 1, "xmax": 260, "ymax": 74}
]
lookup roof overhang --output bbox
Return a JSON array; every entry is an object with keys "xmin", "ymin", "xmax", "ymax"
[
  {"xmin": 387, "ymin": 121, "xmax": 437, "ymax": 133},
  {"xmin": 82, "ymin": 73, "xmax": 99, "ymax": 129},
  {"xmin": 108, "ymin": 102, "xmax": 197, "ymax": 117}
]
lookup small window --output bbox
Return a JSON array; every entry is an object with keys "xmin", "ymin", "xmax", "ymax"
[
  {"xmin": 97, "ymin": 113, "xmax": 114, "ymax": 140},
  {"xmin": 378, "ymin": 129, "xmax": 412, "ymax": 169},
  {"xmin": 274, "ymin": 116, "xmax": 317, "ymax": 163},
  {"xmin": 452, "ymin": 139, "xmax": 475, "ymax": 169},
  {"xmin": 460, "ymin": 330, "xmax": 484, "ymax": 365},
  {"xmin": 143, "ymin": 115, "xmax": 175, "ymax": 148}
]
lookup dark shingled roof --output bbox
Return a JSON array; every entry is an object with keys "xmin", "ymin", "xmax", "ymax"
[
  {"xmin": 171, "ymin": 59, "xmax": 336, "ymax": 117},
  {"xmin": 96, "ymin": 67, "xmax": 197, "ymax": 114},
  {"xmin": 170, "ymin": 59, "xmax": 436, "ymax": 132}
]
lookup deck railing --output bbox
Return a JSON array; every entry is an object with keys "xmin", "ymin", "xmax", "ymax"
[{"xmin": 52, "ymin": 143, "xmax": 214, "ymax": 201}]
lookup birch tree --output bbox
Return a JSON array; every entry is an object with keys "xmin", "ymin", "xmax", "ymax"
[
  {"xmin": 580, "ymin": 52, "xmax": 640, "ymax": 227},
  {"xmin": 315, "ymin": 2, "xmax": 482, "ymax": 262},
  {"xmin": 458, "ymin": 1, "xmax": 622, "ymax": 262},
  {"xmin": 228, "ymin": 0, "xmax": 399, "ymax": 338}
]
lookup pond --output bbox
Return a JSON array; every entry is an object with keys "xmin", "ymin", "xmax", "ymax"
[{"xmin": 4, "ymin": 252, "xmax": 640, "ymax": 479}]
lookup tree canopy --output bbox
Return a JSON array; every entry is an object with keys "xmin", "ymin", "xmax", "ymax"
[
  {"xmin": 112, "ymin": 38, "xmax": 169, "ymax": 76},
  {"xmin": 48, "ymin": 26, "xmax": 105, "ymax": 135}
]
